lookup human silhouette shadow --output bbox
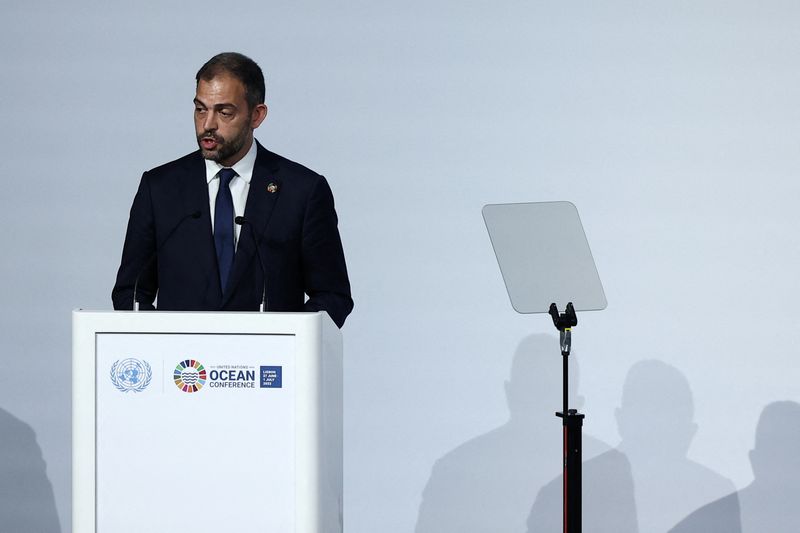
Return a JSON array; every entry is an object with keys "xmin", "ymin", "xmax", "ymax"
[
  {"xmin": 528, "ymin": 359, "xmax": 734, "ymax": 533},
  {"xmin": 669, "ymin": 400, "xmax": 800, "ymax": 533},
  {"xmin": 617, "ymin": 360, "xmax": 735, "ymax": 532},
  {"xmin": 0, "ymin": 407, "xmax": 61, "ymax": 533},
  {"xmin": 415, "ymin": 334, "xmax": 611, "ymax": 533}
]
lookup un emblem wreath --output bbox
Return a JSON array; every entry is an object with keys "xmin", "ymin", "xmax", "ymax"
[{"xmin": 110, "ymin": 358, "xmax": 153, "ymax": 393}]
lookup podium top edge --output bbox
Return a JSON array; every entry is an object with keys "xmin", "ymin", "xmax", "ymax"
[
  {"xmin": 71, "ymin": 310, "xmax": 338, "ymax": 333},
  {"xmin": 73, "ymin": 310, "xmax": 323, "ymax": 315}
]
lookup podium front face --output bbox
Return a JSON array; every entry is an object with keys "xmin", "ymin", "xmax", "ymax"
[{"xmin": 73, "ymin": 311, "xmax": 343, "ymax": 533}]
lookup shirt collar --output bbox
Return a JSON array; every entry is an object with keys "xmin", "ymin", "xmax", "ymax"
[{"xmin": 204, "ymin": 139, "xmax": 258, "ymax": 184}]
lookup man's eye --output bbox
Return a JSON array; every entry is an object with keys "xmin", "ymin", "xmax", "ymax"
[
  {"xmin": 220, "ymin": 110, "xmax": 233, "ymax": 117},
  {"xmin": 195, "ymin": 108, "xmax": 206, "ymax": 114}
]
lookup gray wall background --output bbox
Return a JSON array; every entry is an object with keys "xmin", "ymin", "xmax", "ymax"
[{"xmin": 2, "ymin": 1, "xmax": 799, "ymax": 532}]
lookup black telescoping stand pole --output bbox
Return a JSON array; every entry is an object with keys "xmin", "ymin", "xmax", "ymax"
[{"xmin": 549, "ymin": 302, "xmax": 584, "ymax": 533}]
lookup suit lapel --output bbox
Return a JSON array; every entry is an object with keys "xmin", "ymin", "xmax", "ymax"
[{"xmin": 222, "ymin": 143, "xmax": 282, "ymax": 306}]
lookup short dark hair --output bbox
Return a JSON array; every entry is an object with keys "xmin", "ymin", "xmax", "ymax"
[{"xmin": 196, "ymin": 52, "xmax": 265, "ymax": 110}]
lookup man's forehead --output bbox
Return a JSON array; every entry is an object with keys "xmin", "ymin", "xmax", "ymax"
[{"xmin": 195, "ymin": 74, "xmax": 247, "ymax": 102}]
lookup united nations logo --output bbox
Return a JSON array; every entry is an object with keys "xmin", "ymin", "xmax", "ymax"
[
  {"xmin": 174, "ymin": 359, "xmax": 207, "ymax": 393},
  {"xmin": 110, "ymin": 359, "xmax": 152, "ymax": 393}
]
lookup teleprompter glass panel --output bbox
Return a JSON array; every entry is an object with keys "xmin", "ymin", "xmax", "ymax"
[{"xmin": 483, "ymin": 201, "xmax": 607, "ymax": 314}]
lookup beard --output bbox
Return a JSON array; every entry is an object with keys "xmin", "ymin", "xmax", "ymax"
[{"xmin": 197, "ymin": 126, "xmax": 249, "ymax": 165}]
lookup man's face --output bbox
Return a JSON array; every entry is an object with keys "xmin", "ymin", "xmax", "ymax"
[{"xmin": 194, "ymin": 74, "xmax": 267, "ymax": 167}]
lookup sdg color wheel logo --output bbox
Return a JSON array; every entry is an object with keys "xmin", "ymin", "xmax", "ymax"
[
  {"xmin": 174, "ymin": 359, "xmax": 207, "ymax": 393},
  {"xmin": 110, "ymin": 358, "xmax": 152, "ymax": 393}
]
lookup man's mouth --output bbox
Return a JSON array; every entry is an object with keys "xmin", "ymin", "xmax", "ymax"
[{"xmin": 201, "ymin": 137, "xmax": 219, "ymax": 150}]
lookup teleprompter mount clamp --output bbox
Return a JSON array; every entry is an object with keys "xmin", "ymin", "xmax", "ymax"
[
  {"xmin": 549, "ymin": 302, "xmax": 584, "ymax": 533},
  {"xmin": 549, "ymin": 302, "xmax": 577, "ymax": 355}
]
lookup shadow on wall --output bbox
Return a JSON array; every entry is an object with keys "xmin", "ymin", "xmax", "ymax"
[
  {"xmin": 0, "ymin": 407, "xmax": 61, "ymax": 533},
  {"xmin": 414, "ymin": 333, "xmax": 615, "ymax": 533},
  {"xmin": 669, "ymin": 400, "xmax": 800, "ymax": 533},
  {"xmin": 528, "ymin": 359, "xmax": 734, "ymax": 533}
]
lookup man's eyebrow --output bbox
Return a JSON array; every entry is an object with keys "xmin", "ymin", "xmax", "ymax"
[{"xmin": 193, "ymin": 98, "xmax": 237, "ymax": 110}]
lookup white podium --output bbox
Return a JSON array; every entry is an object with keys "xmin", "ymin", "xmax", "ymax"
[{"xmin": 72, "ymin": 310, "xmax": 343, "ymax": 533}]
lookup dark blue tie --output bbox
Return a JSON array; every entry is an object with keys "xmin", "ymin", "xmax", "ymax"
[{"xmin": 214, "ymin": 168, "xmax": 237, "ymax": 293}]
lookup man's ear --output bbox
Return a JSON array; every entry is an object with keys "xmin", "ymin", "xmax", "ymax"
[{"xmin": 252, "ymin": 103, "xmax": 268, "ymax": 129}]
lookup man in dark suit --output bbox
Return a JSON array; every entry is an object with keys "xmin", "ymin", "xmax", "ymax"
[{"xmin": 112, "ymin": 52, "xmax": 353, "ymax": 327}]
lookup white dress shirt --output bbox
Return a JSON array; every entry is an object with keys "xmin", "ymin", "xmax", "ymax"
[{"xmin": 205, "ymin": 140, "xmax": 258, "ymax": 248}]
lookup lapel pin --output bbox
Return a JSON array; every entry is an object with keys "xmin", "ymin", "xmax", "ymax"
[{"xmin": 267, "ymin": 182, "xmax": 279, "ymax": 194}]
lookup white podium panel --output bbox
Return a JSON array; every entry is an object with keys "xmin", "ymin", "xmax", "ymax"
[{"xmin": 73, "ymin": 311, "xmax": 343, "ymax": 533}]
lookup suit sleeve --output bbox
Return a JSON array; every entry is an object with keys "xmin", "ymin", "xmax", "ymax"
[
  {"xmin": 301, "ymin": 176, "xmax": 353, "ymax": 328},
  {"xmin": 112, "ymin": 172, "xmax": 158, "ymax": 310}
]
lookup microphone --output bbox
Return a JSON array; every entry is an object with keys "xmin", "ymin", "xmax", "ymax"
[
  {"xmin": 132, "ymin": 210, "xmax": 202, "ymax": 311},
  {"xmin": 235, "ymin": 215, "xmax": 268, "ymax": 312}
]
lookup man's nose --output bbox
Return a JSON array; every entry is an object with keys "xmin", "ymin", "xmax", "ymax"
[{"xmin": 203, "ymin": 111, "xmax": 217, "ymax": 131}]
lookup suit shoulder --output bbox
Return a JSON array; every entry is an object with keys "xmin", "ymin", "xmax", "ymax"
[
  {"xmin": 257, "ymin": 146, "xmax": 327, "ymax": 187},
  {"xmin": 143, "ymin": 150, "xmax": 203, "ymax": 180}
]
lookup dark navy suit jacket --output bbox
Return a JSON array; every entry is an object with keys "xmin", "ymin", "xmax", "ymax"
[{"xmin": 112, "ymin": 142, "xmax": 353, "ymax": 328}]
